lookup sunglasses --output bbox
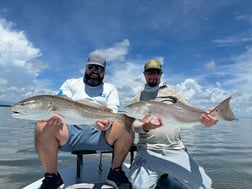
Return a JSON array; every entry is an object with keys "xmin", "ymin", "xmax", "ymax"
[
  {"xmin": 144, "ymin": 69, "xmax": 162, "ymax": 75},
  {"xmin": 87, "ymin": 64, "xmax": 105, "ymax": 73}
]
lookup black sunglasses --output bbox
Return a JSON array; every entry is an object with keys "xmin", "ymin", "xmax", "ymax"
[
  {"xmin": 87, "ymin": 64, "xmax": 105, "ymax": 73},
  {"xmin": 144, "ymin": 69, "xmax": 162, "ymax": 75}
]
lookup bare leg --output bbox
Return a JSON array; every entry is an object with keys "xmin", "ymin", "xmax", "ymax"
[
  {"xmin": 35, "ymin": 117, "xmax": 69, "ymax": 174},
  {"xmin": 105, "ymin": 121, "xmax": 135, "ymax": 169}
]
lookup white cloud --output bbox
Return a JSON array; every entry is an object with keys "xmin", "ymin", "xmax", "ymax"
[
  {"xmin": 204, "ymin": 60, "xmax": 216, "ymax": 71},
  {"xmin": 92, "ymin": 39, "xmax": 130, "ymax": 62},
  {"xmin": 0, "ymin": 19, "xmax": 41, "ymax": 69},
  {"xmin": 174, "ymin": 79, "xmax": 227, "ymax": 107},
  {"xmin": 173, "ymin": 46, "xmax": 252, "ymax": 118},
  {"xmin": 0, "ymin": 18, "xmax": 51, "ymax": 102},
  {"xmin": 175, "ymin": 79, "xmax": 202, "ymax": 99},
  {"xmin": 110, "ymin": 60, "xmax": 145, "ymax": 108},
  {"xmin": 213, "ymin": 35, "xmax": 252, "ymax": 46}
]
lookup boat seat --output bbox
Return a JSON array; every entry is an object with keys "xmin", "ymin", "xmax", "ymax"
[{"xmin": 71, "ymin": 144, "xmax": 137, "ymax": 183}]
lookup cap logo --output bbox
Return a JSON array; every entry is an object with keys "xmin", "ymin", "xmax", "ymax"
[
  {"xmin": 149, "ymin": 60, "xmax": 158, "ymax": 67},
  {"xmin": 144, "ymin": 59, "xmax": 162, "ymax": 70}
]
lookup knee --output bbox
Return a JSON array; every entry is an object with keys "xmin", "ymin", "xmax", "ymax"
[
  {"xmin": 107, "ymin": 122, "xmax": 134, "ymax": 143},
  {"xmin": 114, "ymin": 121, "xmax": 135, "ymax": 136},
  {"xmin": 35, "ymin": 121, "xmax": 47, "ymax": 140},
  {"xmin": 35, "ymin": 120, "xmax": 49, "ymax": 133},
  {"xmin": 35, "ymin": 121, "xmax": 45, "ymax": 133},
  {"xmin": 35, "ymin": 121, "xmax": 56, "ymax": 141}
]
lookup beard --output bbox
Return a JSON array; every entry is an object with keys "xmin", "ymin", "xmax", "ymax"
[
  {"xmin": 147, "ymin": 82, "xmax": 158, "ymax": 87},
  {"xmin": 83, "ymin": 73, "xmax": 104, "ymax": 87},
  {"xmin": 147, "ymin": 79, "xmax": 159, "ymax": 87}
]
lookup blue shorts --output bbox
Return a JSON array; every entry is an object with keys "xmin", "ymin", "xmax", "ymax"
[{"xmin": 59, "ymin": 125, "xmax": 113, "ymax": 152}]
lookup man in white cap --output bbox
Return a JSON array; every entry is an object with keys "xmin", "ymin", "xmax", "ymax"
[{"xmin": 35, "ymin": 53, "xmax": 134, "ymax": 189}]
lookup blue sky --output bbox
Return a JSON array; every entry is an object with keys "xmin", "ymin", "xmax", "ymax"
[{"xmin": 0, "ymin": 0, "xmax": 251, "ymax": 117}]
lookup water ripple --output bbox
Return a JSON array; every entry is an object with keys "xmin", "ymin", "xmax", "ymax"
[{"xmin": 1, "ymin": 107, "xmax": 252, "ymax": 189}]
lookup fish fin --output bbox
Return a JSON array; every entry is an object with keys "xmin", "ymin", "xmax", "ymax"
[{"xmin": 46, "ymin": 102, "xmax": 54, "ymax": 113}]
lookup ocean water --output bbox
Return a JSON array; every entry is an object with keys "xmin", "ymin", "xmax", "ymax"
[{"xmin": 1, "ymin": 106, "xmax": 252, "ymax": 189}]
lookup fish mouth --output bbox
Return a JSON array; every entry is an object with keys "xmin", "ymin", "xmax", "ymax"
[
  {"xmin": 11, "ymin": 105, "xmax": 24, "ymax": 115},
  {"xmin": 11, "ymin": 110, "xmax": 25, "ymax": 117}
]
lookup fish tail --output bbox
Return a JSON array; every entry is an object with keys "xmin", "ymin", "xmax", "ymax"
[{"xmin": 213, "ymin": 97, "xmax": 238, "ymax": 121}]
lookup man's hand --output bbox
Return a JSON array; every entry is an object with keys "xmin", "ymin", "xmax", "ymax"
[
  {"xmin": 96, "ymin": 119, "xmax": 112, "ymax": 131},
  {"xmin": 200, "ymin": 109, "xmax": 218, "ymax": 127},
  {"xmin": 38, "ymin": 116, "xmax": 64, "ymax": 127},
  {"xmin": 142, "ymin": 114, "xmax": 163, "ymax": 132}
]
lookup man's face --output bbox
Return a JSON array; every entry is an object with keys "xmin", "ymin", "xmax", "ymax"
[
  {"xmin": 84, "ymin": 64, "xmax": 105, "ymax": 86},
  {"xmin": 144, "ymin": 69, "xmax": 162, "ymax": 87}
]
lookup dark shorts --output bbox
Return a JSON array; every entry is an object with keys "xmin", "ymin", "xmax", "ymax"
[{"xmin": 59, "ymin": 125, "xmax": 113, "ymax": 152}]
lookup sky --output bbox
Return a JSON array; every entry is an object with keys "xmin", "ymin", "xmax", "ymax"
[{"xmin": 0, "ymin": 0, "xmax": 251, "ymax": 118}]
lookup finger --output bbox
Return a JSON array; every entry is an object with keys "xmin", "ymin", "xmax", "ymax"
[
  {"xmin": 96, "ymin": 120, "xmax": 111, "ymax": 131},
  {"xmin": 96, "ymin": 121, "xmax": 104, "ymax": 127},
  {"xmin": 48, "ymin": 117, "xmax": 62, "ymax": 126},
  {"xmin": 150, "ymin": 117, "xmax": 161, "ymax": 125},
  {"xmin": 157, "ymin": 116, "xmax": 163, "ymax": 125},
  {"xmin": 142, "ymin": 114, "xmax": 151, "ymax": 123},
  {"xmin": 200, "ymin": 113, "xmax": 207, "ymax": 121}
]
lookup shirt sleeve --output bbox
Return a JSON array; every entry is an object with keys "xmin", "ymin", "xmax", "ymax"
[
  {"xmin": 57, "ymin": 79, "xmax": 73, "ymax": 98},
  {"xmin": 106, "ymin": 85, "xmax": 120, "ymax": 113}
]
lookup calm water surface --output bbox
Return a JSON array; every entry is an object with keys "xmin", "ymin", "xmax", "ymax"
[{"xmin": 0, "ymin": 107, "xmax": 252, "ymax": 189}]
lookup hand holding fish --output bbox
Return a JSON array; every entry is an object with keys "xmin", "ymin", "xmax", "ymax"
[
  {"xmin": 96, "ymin": 119, "xmax": 112, "ymax": 131},
  {"xmin": 36, "ymin": 116, "xmax": 64, "ymax": 129},
  {"xmin": 46, "ymin": 116, "xmax": 64, "ymax": 127},
  {"xmin": 200, "ymin": 109, "xmax": 219, "ymax": 127},
  {"xmin": 142, "ymin": 114, "xmax": 163, "ymax": 132}
]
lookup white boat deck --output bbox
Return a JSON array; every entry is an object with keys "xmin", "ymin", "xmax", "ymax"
[{"xmin": 23, "ymin": 158, "xmax": 130, "ymax": 189}]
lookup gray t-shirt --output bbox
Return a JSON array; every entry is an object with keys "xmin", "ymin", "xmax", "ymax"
[{"xmin": 132, "ymin": 82, "xmax": 187, "ymax": 151}]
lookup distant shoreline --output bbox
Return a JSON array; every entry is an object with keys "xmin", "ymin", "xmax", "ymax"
[{"xmin": 0, "ymin": 104, "xmax": 11, "ymax": 107}]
